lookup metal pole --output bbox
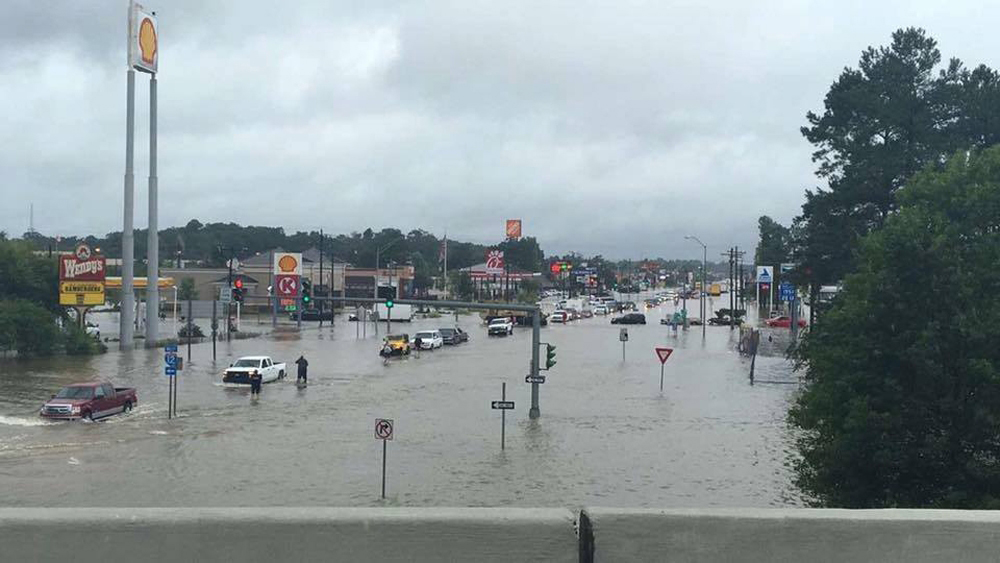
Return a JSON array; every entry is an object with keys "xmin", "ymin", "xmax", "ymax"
[
  {"xmin": 270, "ymin": 250, "xmax": 277, "ymax": 328},
  {"xmin": 356, "ymin": 306, "xmax": 360, "ymax": 338},
  {"xmin": 381, "ymin": 439, "xmax": 387, "ymax": 499},
  {"xmin": 167, "ymin": 374, "xmax": 172, "ymax": 420},
  {"xmin": 529, "ymin": 308, "xmax": 540, "ymax": 419},
  {"xmin": 186, "ymin": 298, "xmax": 192, "ymax": 363},
  {"xmin": 660, "ymin": 363, "xmax": 665, "ymax": 392},
  {"xmin": 319, "ymin": 229, "xmax": 324, "ymax": 328},
  {"xmin": 622, "ymin": 340, "xmax": 625, "ymax": 362},
  {"xmin": 212, "ymin": 299, "xmax": 217, "ymax": 361},
  {"xmin": 173, "ymin": 286, "xmax": 177, "ymax": 336},
  {"xmin": 702, "ymin": 244, "xmax": 707, "ymax": 339},
  {"xmin": 120, "ymin": 69, "xmax": 136, "ymax": 350},
  {"xmin": 226, "ymin": 250, "xmax": 233, "ymax": 342},
  {"xmin": 173, "ymin": 359, "xmax": 178, "ymax": 417},
  {"xmin": 374, "ymin": 249, "xmax": 379, "ymax": 336},
  {"xmin": 145, "ymin": 74, "xmax": 159, "ymax": 346},
  {"xmin": 297, "ymin": 292, "xmax": 302, "ymax": 330},
  {"xmin": 501, "ymin": 382, "xmax": 506, "ymax": 450}
]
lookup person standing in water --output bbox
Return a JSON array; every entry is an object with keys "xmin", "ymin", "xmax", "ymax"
[
  {"xmin": 250, "ymin": 371, "xmax": 262, "ymax": 397},
  {"xmin": 295, "ymin": 355, "xmax": 309, "ymax": 385}
]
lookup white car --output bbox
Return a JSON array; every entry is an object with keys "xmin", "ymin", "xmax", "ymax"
[
  {"xmin": 412, "ymin": 330, "xmax": 444, "ymax": 349},
  {"xmin": 487, "ymin": 317, "xmax": 514, "ymax": 336},
  {"xmin": 592, "ymin": 305, "xmax": 609, "ymax": 315},
  {"xmin": 549, "ymin": 311, "xmax": 568, "ymax": 323},
  {"xmin": 223, "ymin": 356, "xmax": 287, "ymax": 384}
]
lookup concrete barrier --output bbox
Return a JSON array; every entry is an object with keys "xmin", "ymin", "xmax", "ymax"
[
  {"xmin": 0, "ymin": 507, "xmax": 578, "ymax": 563},
  {"xmin": 6, "ymin": 507, "xmax": 1000, "ymax": 562},
  {"xmin": 581, "ymin": 508, "xmax": 1000, "ymax": 562}
]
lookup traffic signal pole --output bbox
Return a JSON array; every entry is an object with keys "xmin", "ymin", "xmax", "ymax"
[{"xmin": 530, "ymin": 308, "xmax": 541, "ymax": 419}]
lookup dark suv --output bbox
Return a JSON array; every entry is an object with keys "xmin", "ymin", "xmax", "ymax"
[
  {"xmin": 439, "ymin": 327, "xmax": 469, "ymax": 345},
  {"xmin": 611, "ymin": 313, "xmax": 646, "ymax": 325}
]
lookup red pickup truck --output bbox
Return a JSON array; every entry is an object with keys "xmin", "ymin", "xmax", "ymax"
[{"xmin": 39, "ymin": 382, "xmax": 137, "ymax": 421}]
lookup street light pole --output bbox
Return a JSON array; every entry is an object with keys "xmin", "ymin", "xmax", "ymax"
[{"xmin": 685, "ymin": 235, "xmax": 707, "ymax": 339}]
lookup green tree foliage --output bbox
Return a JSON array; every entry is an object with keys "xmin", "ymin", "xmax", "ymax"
[
  {"xmin": 177, "ymin": 278, "xmax": 197, "ymax": 301},
  {"xmin": 0, "ymin": 299, "xmax": 60, "ymax": 356},
  {"xmin": 496, "ymin": 237, "xmax": 544, "ymax": 272},
  {"xmin": 449, "ymin": 271, "xmax": 475, "ymax": 300},
  {"xmin": 755, "ymin": 216, "xmax": 790, "ymax": 266},
  {"xmin": 791, "ymin": 147, "xmax": 1000, "ymax": 508},
  {"xmin": 794, "ymin": 28, "xmax": 1000, "ymax": 286}
]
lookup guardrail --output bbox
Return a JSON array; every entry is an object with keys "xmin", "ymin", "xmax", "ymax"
[{"xmin": 3, "ymin": 507, "xmax": 1000, "ymax": 562}]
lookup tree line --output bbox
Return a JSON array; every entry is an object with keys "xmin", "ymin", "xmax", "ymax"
[{"xmin": 770, "ymin": 28, "xmax": 1000, "ymax": 508}]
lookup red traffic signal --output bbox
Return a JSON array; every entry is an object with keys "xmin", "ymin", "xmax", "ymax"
[
  {"xmin": 550, "ymin": 262, "xmax": 561, "ymax": 274},
  {"xmin": 234, "ymin": 278, "xmax": 244, "ymax": 290}
]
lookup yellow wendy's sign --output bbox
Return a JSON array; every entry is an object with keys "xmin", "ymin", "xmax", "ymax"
[{"xmin": 128, "ymin": 2, "xmax": 158, "ymax": 74}]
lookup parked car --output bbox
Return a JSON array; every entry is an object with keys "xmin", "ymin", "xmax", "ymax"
[
  {"xmin": 644, "ymin": 299, "xmax": 659, "ymax": 308},
  {"xmin": 593, "ymin": 305, "xmax": 609, "ymax": 315},
  {"xmin": 549, "ymin": 311, "xmax": 568, "ymax": 323},
  {"xmin": 40, "ymin": 382, "xmax": 137, "ymax": 421},
  {"xmin": 85, "ymin": 321, "xmax": 101, "ymax": 340},
  {"xmin": 578, "ymin": 308, "xmax": 594, "ymax": 318},
  {"xmin": 223, "ymin": 356, "xmax": 287, "ymax": 384},
  {"xmin": 289, "ymin": 308, "xmax": 334, "ymax": 321},
  {"xmin": 611, "ymin": 313, "xmax": 647, "ymax": 325},
  {"xmin": 488, "ymin": 317, "xmax": 514, "ymax": 336},
  {"xmin": 380, "ymin": 334, "xmax": 411, "ymax": 357},
  {"xmin": 413, "ymin": 330, "xmax": 444, "ymax": 349},
  {"xmin": 438, "ymin": 327, "xmax": 469, "ymax": 345},
  {"xmin": 765, "ymin": 316, "xmax": 807, "ymax": 328}
]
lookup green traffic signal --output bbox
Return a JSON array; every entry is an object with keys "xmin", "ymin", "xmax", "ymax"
[
  {"xmin": 545, "ymin": 343, "xmax": 557, "ymax": 369},
  {"xmin": 385, "ymin": 299, "xmax": 394, "ymax": 309}
]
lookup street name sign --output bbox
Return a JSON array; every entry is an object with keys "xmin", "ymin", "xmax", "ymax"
[
  {"xmin": 491, "ymin": 401, "xmax": 515, "ymax": 410},
  {"xmin": 525, "ymin": 375, "xmax": 546, "ymax": 384}
]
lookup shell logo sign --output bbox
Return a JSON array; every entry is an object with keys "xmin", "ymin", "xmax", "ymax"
[
  {"xmin": 128, "ymin": 2, "xmax": 158, "ymax": 74},
  {"xmin": 273, "ymin": 252, "xmax": 302, "ymax": 275}
]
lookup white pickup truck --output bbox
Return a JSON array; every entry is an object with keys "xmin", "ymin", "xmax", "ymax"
[
  {"xmin": 223, "ymin": 356, "xmax": 286, "ymax": 385},
  {"xmin": 487, "ymin": 317, "xmax": 514, "ymax": 336}
]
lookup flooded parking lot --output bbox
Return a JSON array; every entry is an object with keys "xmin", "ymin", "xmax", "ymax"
[{"xmin": 0, "ymin": 300, "xmax": 804, "ymax": 507}]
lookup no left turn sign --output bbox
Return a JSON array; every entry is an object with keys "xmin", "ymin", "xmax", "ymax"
[{"xmin": 375, "ymin": 418, "xmax": 394, "ymax": 441}]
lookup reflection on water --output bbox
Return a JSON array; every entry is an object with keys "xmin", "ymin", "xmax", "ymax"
[{"xmin": 0, "ymin": 303, "xmax": 804, "ymax": 507}]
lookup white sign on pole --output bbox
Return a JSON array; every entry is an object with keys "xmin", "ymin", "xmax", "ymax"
[
  {"xmin": 756, "ymin": 266, "xmax": 773, "ymax": 284},
  {"xmin": 273, "ymin": 252, "xmax": 302, "ymax": 276},
  {"xmin": 128, "ymin": 2, "xmax": 158, "ymax": 74},
  {"xmin": 219, "ymin": 287, "xmax": 232, "ymax": 303},
  {"xmin": 780, "ymin": 263, "xmax": 795, "ymax": 274}
]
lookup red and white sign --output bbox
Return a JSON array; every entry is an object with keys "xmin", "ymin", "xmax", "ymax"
[
  {"xmin": 59, "ymin": 244, "xmax": 106, "ymax": 282},
  {"xmin": 275, "ymin": 274, "xmax": 299, "ymax": 297},
  {"xmin": 485, "ymin": 250, "xmax": 505, "ymax": 275},
  {"xmin": 655, "ymin": 347, "xmax": 674, "ymax": 364}
]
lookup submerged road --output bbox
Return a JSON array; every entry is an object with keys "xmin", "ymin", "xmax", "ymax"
[{"xmin": 0, "ymin": 296, "xmax": 803, "ymax": 507}]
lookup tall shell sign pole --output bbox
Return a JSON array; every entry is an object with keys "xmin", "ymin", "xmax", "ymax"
[{"xmin": 128, "ymin": 2, "xmax": 158, "ymax": 74}]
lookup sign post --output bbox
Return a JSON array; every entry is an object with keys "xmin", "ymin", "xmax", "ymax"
[
  {"xmin": 655, "ymin": 347, "xmax": 674, "ymax": 392},
  {"xmin": 165, "ymin": 343, "xmax": 177, "ymax": 419},
  {"xmin": 375, "ymin": 418, "xmax": 394, "ymax": 499},
  {"xmin": 620, "ymin": 328, "xmax": 629, "ymax": 361},
  {"xmin": 491, "ymin": 385, "xmax": 515, "ymax": 451}
]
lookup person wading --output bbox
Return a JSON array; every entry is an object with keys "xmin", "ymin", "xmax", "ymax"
[
  {"xmin": 295, "ymin": 355, "xmax": 309, "ymax": 385},
  {"xmin": 250, "ymin": 371, "xmax": 262, "ymax": 397}
]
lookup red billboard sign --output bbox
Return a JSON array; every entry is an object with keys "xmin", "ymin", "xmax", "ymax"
[
  {"xmin": 485, "ymin": 250, "xmax": 504, "ymax": 275},
  {"xmin": 275, "ymin": 274, "xmax": 299, "ymax": 297},
  {"xmin": 59, "ymin": 245, "xmax": 106, "ymax": 282}
]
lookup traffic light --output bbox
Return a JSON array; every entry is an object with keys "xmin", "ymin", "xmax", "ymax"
[
  {"xmin": 545, "ymin": 343, "xmax": 557, "ymax": 369},
  {"xmin": 232, "ymin": 278, "xmax": 244, "ymax": 303},
  {"xmin": 301, "ymin": 278, "xmax": 312, "ymax": 304},
  {"xmin": 385, "ymin": 298, "xmax": 394, "ymax": 309}
]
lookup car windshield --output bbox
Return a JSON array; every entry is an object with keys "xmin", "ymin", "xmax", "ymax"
[
  {"xmin": 439, "ymin": 329, "xmax": 454, "ymax": 336},
  {"xmin": 54, "ymin": 386, "xmax": 93, "ymax": 399},
  {"xmin": 233, "ymin": 359, "xmax": 261, "ymax": 367},
  {"xmin": 415, "ymin": 332, "xmax": 434, "ymax": 338},
  {"xmin": 387, "ymin": 335, "xmax": 407, "ymax": 342}
]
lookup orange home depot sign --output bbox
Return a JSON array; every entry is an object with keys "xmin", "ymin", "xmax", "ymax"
[{"xmin": 506, "ymin": 219, "xmax": 522, "ymax": 240}]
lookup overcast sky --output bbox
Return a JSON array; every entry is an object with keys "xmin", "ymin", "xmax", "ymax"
[{"xmin": 1, "ymin": 1, "xmax": 997, "ymax": 260}]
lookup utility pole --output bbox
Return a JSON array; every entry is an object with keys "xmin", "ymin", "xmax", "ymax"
[
  {"xmin": 319, "ymin": 229, "xmax": 324, "ymax": 328},
  {"xmin": 685, "ymin": 235, "xmax": 707, "ymax": 339}
]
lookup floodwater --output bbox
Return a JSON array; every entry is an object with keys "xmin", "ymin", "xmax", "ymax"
[{"xmin": 0, "ymin": 295, "xmax": 805, "ymax": 507}]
